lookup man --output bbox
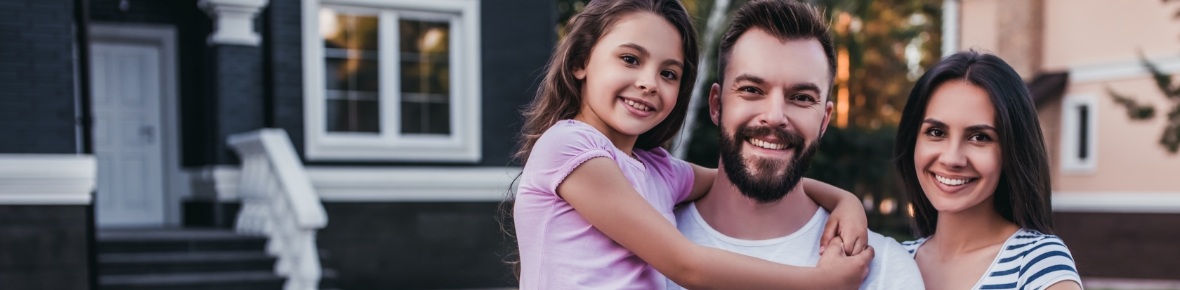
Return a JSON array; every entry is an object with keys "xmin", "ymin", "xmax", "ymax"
[{"xmin": 667, "ymin": 0, "xmax": 924, "ymax": 289}]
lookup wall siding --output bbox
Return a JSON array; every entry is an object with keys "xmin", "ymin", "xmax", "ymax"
[
  {"xmin": 0, "ymin": 205, "xmax": 91, "ymax": 290},
  {"xmin": 0, "ymin": 0, "xmax": 77, "ymax": 154}
]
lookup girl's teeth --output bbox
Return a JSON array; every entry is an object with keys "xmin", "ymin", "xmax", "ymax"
[
  {"xmin": 935, "ymin": 174, "xmax": 971, "ymax": 186},
  {"xmin": 624, "ymin": 99, "xmax": 650, "ymax": 111}
]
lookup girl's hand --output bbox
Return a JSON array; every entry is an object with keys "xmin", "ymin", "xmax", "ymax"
[
  {"xmin": 816, "ymin": 236, "xmax": 873, "ymax": 290},
  {"xmin": 820, "ymin": 196, "xmax": 869, "ymax": 256}
]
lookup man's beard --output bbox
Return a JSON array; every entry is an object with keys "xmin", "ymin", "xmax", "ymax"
[{"xmin": 718, "ymin": 122, "xmax": 820, "ymax": 203}]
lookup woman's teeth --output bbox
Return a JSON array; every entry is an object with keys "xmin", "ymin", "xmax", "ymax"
[
  {"xmin": 748, "ymin": 138, "xmax": 786, "ymax": 150},
  {"xmin": 935, "ymin": 174, "xmax": 973, "ymax": 186},
  {"xmin": 624, "ymin": 99, "xmax": 651, "ymax": 111}
]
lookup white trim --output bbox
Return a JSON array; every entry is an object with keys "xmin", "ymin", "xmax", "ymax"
[
  {"xmin": 89, "ymin": 23, "xmax": 188, "ymax": 226},
  {"xmin": 199, "ymin": 0, "xmax": 269, "ymax": 46},
  {"xmin": 1069, "ymin": 54, "xmax": 1180, "ymax": 83},
  {"xmin": 0, "ymin": 154, "xmax": 96, "ymax": 205},
  {"xmin": 190, "ymin": 166, "xmax": 242, "ymax": 202},
  {"xmin": 1053, "ymin": 192, "xmax": 1180, "ymax": 213},
  {"xmin": 941, "ymin": 0, "xmax": 959, "ymax": 57},
  {"xmin": 303, "ymin": 0, "xmax": 482, "ymax": 162},
  {"xmin": 198, "ymin": 166, "xmax": 519, "ymax": 202},
  {"xmin": 1060, "ymin": 94, "xmax": 1098, "ymax": 174}
]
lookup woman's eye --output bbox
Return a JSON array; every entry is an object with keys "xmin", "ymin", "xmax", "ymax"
[
  {"xmin": 660, "ymin": 70, "xmax": 678, "ymax": 80},
  {"xmin": 925, "ymin": 128, "xmax": 945, "ymax": 138},
  {"xmin": 968, "ymin": 133, "xmax": 993, "ymax": 142},
  {"xmin": 621, "ymin": 55, "xmax": 638, "ymax": 65}
]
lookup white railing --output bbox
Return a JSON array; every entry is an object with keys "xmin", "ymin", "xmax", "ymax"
[{"xmin": 228, "ymin": 129, "xmax": 328, "ymax": 290}]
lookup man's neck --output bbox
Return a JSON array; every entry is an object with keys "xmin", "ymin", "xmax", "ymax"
[{"xmin": 694, "ymin": 165, "xmax": 821, "ymax": 240}]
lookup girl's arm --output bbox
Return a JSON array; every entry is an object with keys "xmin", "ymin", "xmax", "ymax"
[
  {"xmin": 683, "ymin": 164, "xmax": 716, "ymax": 202},
  {"xmin": 560, "ymin": 158, "xmax": 872, "ymax": 290},
  {"xmin": 802, "ymin": 178, "xmax": 868, "ymax": 256}
]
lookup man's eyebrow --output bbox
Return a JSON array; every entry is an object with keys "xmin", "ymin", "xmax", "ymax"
[
  {"xmin": 788, "ymin": 83, "xmax": 821, "ymax": 94},
  {"xmin": 732, "ymin": 74, "xmax": 766, "ymax": 85}
]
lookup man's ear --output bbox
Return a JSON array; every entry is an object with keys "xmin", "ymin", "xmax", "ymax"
[
  {"xmin": 819, "ymin": 101, "xmax": 834, "ymax": 137},
  {"xmin": 708, "ymin": 83, "xmax": 722, "ymax": 125}
]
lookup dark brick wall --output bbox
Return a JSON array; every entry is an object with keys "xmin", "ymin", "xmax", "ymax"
[
  {"xmin": 478, "ymin": 0, "xmax": 555, "ymax": 167},
  {"xmin": 0, "ymin": 0, "xmax": 78, "ymax": 154},
  {"xmin": 317, "ymin": 202, "xmax": 515, "ymax": 288},
  {"xmin": 0, "ymin": 205, "xmax": 91, "ymax": 290},
  {"xmin": 208, "ymin": 45, "xmax": 265, "ymax": 164},
  {"xmin": 264, "ymin": 0, "xmax": 306, "ymax": 159},
  {"xmin": 1053, "ymin": 211, "xmax": 1180, "ymax": 280}
]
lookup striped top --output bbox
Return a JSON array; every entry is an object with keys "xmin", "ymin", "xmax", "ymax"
[{"xmin": 901, "ymin": 228, "xmax": 1082, "ymax": 290}]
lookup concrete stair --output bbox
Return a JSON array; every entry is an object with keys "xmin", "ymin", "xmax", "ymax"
[{"xmin": 97, "ymin": 228, "xmax": 337, "ymax": 290}]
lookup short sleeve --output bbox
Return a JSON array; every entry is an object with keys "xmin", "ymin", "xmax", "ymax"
[
  {"xmin": 1019, "ymin": 235, "xmax": 1082, "ymax": 289},
  {"xmin": 526, "ymin": 121, "xmax": 617, "ymax": 196},
  {"xmin": 663, "ymin": 149, "xmax": 696, "ymax": 203}
]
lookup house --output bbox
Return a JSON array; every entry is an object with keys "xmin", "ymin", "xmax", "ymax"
[
  {"xmin": 0, "ymin": 0, "xmax": 553, "ymax": 288},
  {"xmin": 946, "ymin": 0, "xmax": 1180, "ymax": 283}
]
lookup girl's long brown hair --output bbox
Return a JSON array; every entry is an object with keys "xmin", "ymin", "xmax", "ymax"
[{"xmin": 514, "ymin": 0, "xmax": 700, "ymax": 163}]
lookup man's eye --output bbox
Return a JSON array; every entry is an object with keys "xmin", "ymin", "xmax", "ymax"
[
  {"xmin": 790, "ymin": 94, "xmax": 817, "ymax": 103},
  {"xmin": 738, "ymin": 86, "xmax": 761, "ymax": 94}
]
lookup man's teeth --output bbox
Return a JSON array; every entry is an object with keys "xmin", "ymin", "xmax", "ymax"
[
  {"xmin": 624, "ymin": 99, "xmax": 651, "ymax": 111},
  {"xmin": 935, "ymin": 174, "xmax": 972, "ymax": 186},
  {"xmin": 748, "ymin": 138, "xmax": 786, "ymax": 150}
]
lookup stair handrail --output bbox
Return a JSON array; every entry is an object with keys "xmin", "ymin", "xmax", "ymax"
[{"xmin": 228, "ymin": 129, "xmax": 327, "ymax": 290}]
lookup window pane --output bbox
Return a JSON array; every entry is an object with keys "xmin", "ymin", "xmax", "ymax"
[
  {"xmin": 327, "ymin": 98, "xmax": 380, "ymax": 133},
  {"xmin": 401, "ymin": 101, "xmax": 450, "ymax": 135},
  {"xmin": 400, "ymin": 18, "xmax": 451, "ymax": 136},
  {"xmin": 322, "ymin": 8, "xmax": 380, "ymax": 134}
]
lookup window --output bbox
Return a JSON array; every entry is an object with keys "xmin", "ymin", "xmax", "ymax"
[
  {"xmin": 1061, "ymin": 95, "xmax": 1097, "ymax": 173},
  {"xmin": 303, "ymin": 0, "xmax": 481, "ymax": 162}
]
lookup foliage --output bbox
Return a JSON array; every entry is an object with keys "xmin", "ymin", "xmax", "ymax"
[{"xmin": 1106, "ymin": 55, "xmax": 1180, "ymax": 153}]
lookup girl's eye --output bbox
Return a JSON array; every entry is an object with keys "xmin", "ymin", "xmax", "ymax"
[
  {"xmin": 660, "ymin": 70, "xmax": 679, "ymax": 81},
  {"xmin": 968, "ymin": 133, "xmax": 993, "ymax": 142},
  {"xmin": 621, "ymin": 55, "xmax": 638, "ymax": 65},
  {"xmin": 924, "ymin": 128, "xmax": 945, "ymax": 138}
]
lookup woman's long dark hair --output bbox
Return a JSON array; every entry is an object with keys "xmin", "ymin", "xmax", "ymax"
[{"xmin": 894, "ymin": 50, "xmax": 1055, "ymax": 238}]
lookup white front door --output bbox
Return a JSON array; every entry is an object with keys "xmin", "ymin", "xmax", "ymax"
[{"xmin": 90, "ymin": 42, "xmax": 166, "ymax": 227}]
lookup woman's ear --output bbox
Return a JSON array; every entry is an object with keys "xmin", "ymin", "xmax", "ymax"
[{"xmin": 573, "ymin": 66, "xmax": 587, "ymax": 80}]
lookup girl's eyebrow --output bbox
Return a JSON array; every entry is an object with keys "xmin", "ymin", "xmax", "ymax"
[
  {"xmin": 621, "ymin": 42, "xmax": 683, "ymax": 70},
  {"xmin": 922, "ymin": 118, "xmax": 946, "ymax": 127}
]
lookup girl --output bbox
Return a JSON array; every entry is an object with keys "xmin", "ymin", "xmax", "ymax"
[
  {"xmin": 894, "ymin": 51, "xmax": 1083, "ymax": 289},
  {"xmin": 512, "ymin": 0, "xmax": 872, "ymax": 289}
]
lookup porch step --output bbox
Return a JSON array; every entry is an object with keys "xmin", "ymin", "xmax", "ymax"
[
  {"xmin": 99, "ymin": 271, "xmax": 283, "ymax": 290},
  {"xmin": 97, "ymin": 228, "xmax": 338, "ymax": 290}
]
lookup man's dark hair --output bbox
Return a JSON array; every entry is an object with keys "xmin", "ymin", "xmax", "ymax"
[{"xmin": 717, "ymin": 0, "xmax": 836, "ymax": 94}]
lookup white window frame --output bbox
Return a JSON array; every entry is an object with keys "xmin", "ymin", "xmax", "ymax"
[
  {"xmin": 302, "ymin": 0, "xmax": 481, "ymax": 162},
  {"xmin": 1060, "ymin": 94, "xmax": 1098, "ymax": 174}
]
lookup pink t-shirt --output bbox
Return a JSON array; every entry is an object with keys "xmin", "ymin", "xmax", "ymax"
[{"xmin": 514, "ymin": 120, "xmax": 695, "ymax": 290}]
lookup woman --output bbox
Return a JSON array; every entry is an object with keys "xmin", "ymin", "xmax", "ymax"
[{"xmin": 894, "ymin": 50, "xmax": 1083, "ymax": 289}]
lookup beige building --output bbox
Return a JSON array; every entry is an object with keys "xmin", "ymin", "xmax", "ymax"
[{"xmin": 949, "ymin": 0, "xmax": 1180, "ymax": 282}]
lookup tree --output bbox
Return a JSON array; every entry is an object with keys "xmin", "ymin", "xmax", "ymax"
[{"xmin": 1106, "ymin": 55, "xmax": 1180, "ymax": 153}]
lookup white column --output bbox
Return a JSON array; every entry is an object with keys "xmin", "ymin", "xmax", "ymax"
[{"xmin": 200, "ymin": 0, "xmax": 269, "ymax": 46}]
